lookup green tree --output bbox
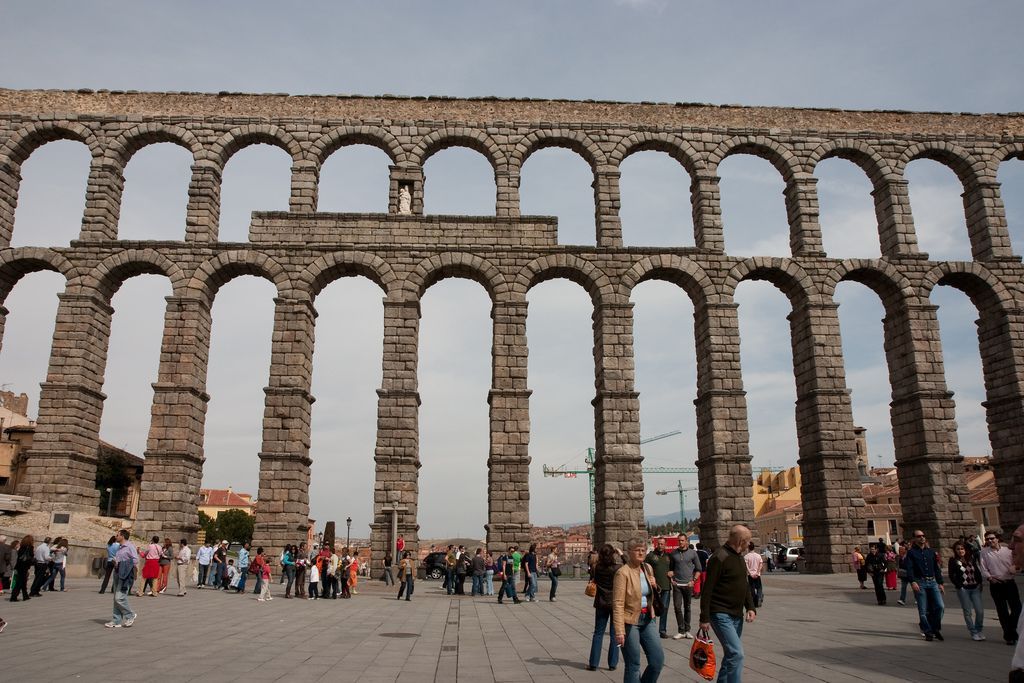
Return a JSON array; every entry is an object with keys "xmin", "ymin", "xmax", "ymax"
[
  {"xmin": 198, "ymin": 511, "xmax": 218, "ymax": 541},
  {"xmin": 211, "ymin": 508, "xmax": 254, "ymax": 544}
]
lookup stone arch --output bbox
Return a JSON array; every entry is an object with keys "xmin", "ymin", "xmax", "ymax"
[
  {"xmin": 510, "ymin": 130, "xmax": 606, "ymax": 172},
  {"xmin": 405, "ymin": 252, "xmax": 508, "ymax": 302},
  {"xmin": 312, "ymin": 125, "xmax": 406, "ymax": 166},
  {"xmin": 84, "ymin": 248, "xmax": 188, "ymax": 301},
  {"xmin": 514, "ymin": 254, "xmax": 613, "ymax": 305},
  {"xmin": 807, "ymin": 139, "xmax": 894, "ymax": 184},
  {"xmin": 620, "ymin": 254, "xmax": 716, "ymax": 307},
  {"xmin": 823, "ymin": 259, "xmax": 918, "ymax": 314},
  {"xmin": 106, "ymin": 123, "xmax": 202, "ymax": 168},
  {"xmin": 0, "ymin": 247, "xmax": 73, "ymax": 303},
  {"xmin": 299, "ymin": 251, "xmax": 397, "ymax": 300},
  {"xmin": 723, "ymin": 257, "xmax": 818, "ymax": 306},
  {"xmin": 187, "ymin": 250, "xmax": 295, "ymax": 305},
  {"xmin": 0, "ymin": 121, "xmax": 101, "ymax": 168},
  {"xmin": 708, "ymin": 135, "xmax": 801, "ymax": 183},
  {"xmin": 611, "ymin": 132, "xmax": 705, "ymax": 177},
  {"xmin": 921, "ymin": 261, "xmax": 1014, "ymax": 316},
  {"xmin": 411, "ymin": 128, "xmax": 506, "ymax": 171},
  {"xmin": 208, "ymin": 125, "xmax": 306, "ymax": 168},
  {"xmin": 897, "ymin": 141, "xmax": 982, "ymax": 187}
]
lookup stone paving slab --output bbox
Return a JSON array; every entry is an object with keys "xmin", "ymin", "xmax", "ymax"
[{"xmin": 0, "ymin": 572, "xmax": 1016, "ymax": 682}]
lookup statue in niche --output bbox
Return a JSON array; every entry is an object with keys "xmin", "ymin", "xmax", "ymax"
[{"xmin": 398, "ymin": 185, "xmax": 412, "ymax": 215}]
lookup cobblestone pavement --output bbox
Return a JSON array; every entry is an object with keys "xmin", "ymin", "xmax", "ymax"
[{"xmin": 0, "ymin": 572, "xmax": 1015, "ymax": 682}]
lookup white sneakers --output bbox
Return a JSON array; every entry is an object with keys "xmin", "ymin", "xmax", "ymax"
[
  {"xmin": 673, "ymin": 632, "xmax": 693, "ymax": 640},
  {"xmin": 972, "ymin": 632, "xmax": 986, "ymax": 641}
]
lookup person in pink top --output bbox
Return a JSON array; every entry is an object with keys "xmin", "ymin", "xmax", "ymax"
[
  {"xmin": 256, "ymin": 547, "xmax": 273, "ymax": 602},
  {"xmin": 744, "ymin": 542, "xmax": 764, "ymax": 608},
  {"xmin": 140, "ymin": 536, "xmax": 162, "ymax": 597}
]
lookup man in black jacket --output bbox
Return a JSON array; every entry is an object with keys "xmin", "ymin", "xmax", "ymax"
[{"xmin": 699, "ymin": 525, "xmax": 757, "ymax": 682}]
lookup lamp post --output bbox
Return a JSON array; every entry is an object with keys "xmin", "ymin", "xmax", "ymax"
[
  {"xmin": 105, "ymin": 487, "xmax": 114, "ymax": 517},
  {"xmin": 346, "ymin": 516, "xmax": 352, "ymax": 549},
  {"xmin": 655, "ymin": 480, "xmax": 697, "ymax": 529}
]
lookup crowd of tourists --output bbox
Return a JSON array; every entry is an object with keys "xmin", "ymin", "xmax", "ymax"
[{"xmin": 849, "ymin": 527, "xmax": 1024, "ymax": 648}]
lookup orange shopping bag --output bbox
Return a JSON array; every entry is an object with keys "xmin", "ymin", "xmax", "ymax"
[{"xmin": 689, "ymin": 627, "xmax": 716, "ymax": 680}]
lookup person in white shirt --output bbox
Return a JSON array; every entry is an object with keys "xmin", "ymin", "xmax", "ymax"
[
  {"xmin": 29, "ymin": 538, "xmax": 52, "ymax": 596},
  {"xmin": 175, "ymin": 540, "xmax": 192, "ymax": 597},
  {"xmin": 980, "ymin": 531, "xmax": 1021, "ymax": 646},
  {"xmin": 195, "ymin": 541, "xmax": 214, "ymax": 588},
  {"xmin": 308, "ymin": 562, "xmax": 320, "ymax": 600}
]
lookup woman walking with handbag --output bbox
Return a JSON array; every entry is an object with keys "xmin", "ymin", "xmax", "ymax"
[
  {"xmin": 586, "ymin": 544, "xmax": 621, "ymax": 672},
  {"xmin": 613, "ymin": 538, "xmax": 664, "ymax": 682},
  {"xmin": 396, "ymin": 551, "xmax": 414, "ymax": 601},
  {"xmin": 545, "ymin": 549, "xmax": 561, "ymax": 602},
  {"xmin": 949, "ymin": 540, "xmax": 985, "ymax": 640}
]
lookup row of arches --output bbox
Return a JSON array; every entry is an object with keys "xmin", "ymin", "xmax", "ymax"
[
  {"xmin": 3, "ymin": 245, "xmax": 1020, "ymax": 569},
  {"xmin": 3, "ymin": 121, "xmax": 1023, "ymax": 261}
]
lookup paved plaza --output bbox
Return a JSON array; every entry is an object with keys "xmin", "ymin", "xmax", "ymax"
[{"xmin": 0, "ymin": 572, "xmax": 1017, "ymax": 682}]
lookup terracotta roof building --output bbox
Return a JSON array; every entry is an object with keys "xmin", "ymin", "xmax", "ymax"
[{"xmin": 199, "ymin": 487, "xmax": 256, "ymax": 518}]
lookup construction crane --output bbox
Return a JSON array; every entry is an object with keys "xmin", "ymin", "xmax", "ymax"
[
  {"xmin": 543, "ymin": 430, "xmax": 690, "ymax": 528},
  {"xmin": 656, "ymin": 480, "xmax": 699, "ymax": 528}
]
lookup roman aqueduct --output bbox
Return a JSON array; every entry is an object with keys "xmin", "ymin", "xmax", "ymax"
[{"xmin": 0, "ymin": 89, "xmax": 1022, "ymax": 571}]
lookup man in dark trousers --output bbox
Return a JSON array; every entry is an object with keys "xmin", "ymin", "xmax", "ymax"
[
  {"xmin": 905, "ymin": 529, "xmax": 945, "ymax": 641},
  {"xmin": 668, "ymin": 533, "xmax": 702, "ymax": 640},
  {"xmin": 699, "ymin": 525, "xmax": 757, "ymax": 682}
]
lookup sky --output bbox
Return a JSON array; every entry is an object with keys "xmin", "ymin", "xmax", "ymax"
[{"xmin": 1, "ymin": 0, "xmax": 1023, "ymax": 539}]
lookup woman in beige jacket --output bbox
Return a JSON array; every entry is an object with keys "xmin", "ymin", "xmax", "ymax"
[{"xmin": 613, "ymin": 538, "xmax": 664, "ymax": 683}]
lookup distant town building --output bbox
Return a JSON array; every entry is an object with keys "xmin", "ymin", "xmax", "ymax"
[{"xmin": 199, "ymin": 487, "xmax": 256, "ymax": 518}]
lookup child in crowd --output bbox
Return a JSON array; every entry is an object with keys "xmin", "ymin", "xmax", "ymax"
[
  {"xmin": 308, "ymin": 560, "xmax": 320, "ymax": 600},
  {"xmin": 257, "ymin": 554, "xmax": 273, "ymax": 601},
  {"xmin": 224, "ymin": 559, "xmax": 237, "ymax": 591}
]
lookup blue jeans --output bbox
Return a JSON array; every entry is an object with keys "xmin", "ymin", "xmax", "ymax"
[
  {"xmin": 46, "ymin": 565, "xmax": 66, "ymax": 591},
  {"xmin": 485, "ymin": 570, "xmax": 494, "ymax": 595},
  {"xmin": 284, "ymin": 565, "xmax": 295, "ymax": 595},
  {"xmin": 397, "ymin": 575, "xmax": 414, "ymax": 600},
  {"xmin": 656, "ymin": 588, "xmax": 672, "ymax": 634},
  {"xmin": 472, "ymin": 574, "xmax": 483, "ymax": 595},
  {"xmin": 710, "ymin": 612, "xmax": 745, "ymax": 683},
  {"xmin": 500, "ymin": 575, "xmax": 517, "ymax": 602},
  {"xmin": 208, "ymin": 561, "xmax": 221, "ymax": 586},
  {"xmin": 899, "ymin": 577, "xmax": 911, "ymax": 603},
  {"xmin": 237, "ymin": 567, "xmax": 248, "ymax": 592},
  {"xmin": 112, "ymin": 580, "xmax": 135, "ymax": 626},
  {"xmin": 588, "ymin": 606, "xmax": 620, "ymax": 670},
  {"xmin": 549, "ymin": 572, "xmax": 559, "ymax": 600},
  {"xmin": 197, "ymin": 563, "xmax": 209, "ymax": 586},
  {"xmin": 526, "ymin": 574, "xmax": 538, "ymax": 599},
  {"xmin": 445, "ymin": 568, "xmax": 455, "ymax": 594},
  {"xmin": 956, "ymin": 585, "xmax": 984, "ymax": 635},
  {"xmin": 914, "ymin": 578, "xmax": 944, "ymax": 635},
  {"xmin": 622, "ymin": 611, "xmax": 664, "ymax": 683}
]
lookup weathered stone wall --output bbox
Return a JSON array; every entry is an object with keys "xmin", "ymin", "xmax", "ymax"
[{"xmin": 0, "ymin": 88, "xmax": 1021, "ymax": 572}]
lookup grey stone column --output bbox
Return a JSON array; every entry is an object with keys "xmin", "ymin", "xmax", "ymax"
[
  {"xmin": 594, "ymin": 168, "xmax": 622, "ymax": 248},
  {"xmin": 79, "ymin": 159, "xmax": 123, "ymax": 242},
  {"xmin": 873, "ymin": 177, "xmax": 923, "ymax": 258},
  {"xmin": 694, "ymin": 301, "xmax": 755, "ymax": 547},
  {"xmin": 975, "ymin": 306, "xmax": 1024, "ymax": 529},
  {"xmin": 495, "ymin": 168, "xmax": 521, "ymax": 218},
  {"xmin": 289, "ymin": 160, "xmax": 320, "ymax": 213},
  {"xmin": 370, "ymin": 297, "xmax": 422, "ymax": 564},
  {"xmin": 186, "ymin": 162, "xmax": 221, "ymax": 243},
  {"xmin": 389, "ymin": 166, "xmax": 424, "ymax": 215},
  {"xmin": 135, "ymin": 295, "xmax": 212, "ymax": 541},
  {"xmin": 486, "ymin": 297, "xmax": 531, "ymax": 548},
  {"xmin": 885, "ymin": 300, "xmax": 974, "ymax": 550},
  {"xmin": 592, "ymin": 300, "xmax": 643, "ymax": 547},
  {"xmin": 691, "ymin": 172, "xmax": 724, "ymax": 252},
  {"xmin": 0, "ymin": 162, "xmax": 21, "ymax": 247},
  {"xmin": 788, "ymin": 300, "xmax": 863, "ymax": 572},
  {"xmin": 253, "ymin": 297, "xmax": 316, "ymax": 560},
  {"xmin": 964, "ymin": 178, "xmax": 1015, "ymax": 261},
  {"xmin": 18, "ymin": 290, "xmax": 112, "ymax": 511},
  {"xmin": 784, "ymin": 175, "xmax": 826, "ymax": 257}
]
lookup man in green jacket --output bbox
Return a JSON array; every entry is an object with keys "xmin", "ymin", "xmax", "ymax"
[
  {"xmin": 645, "ymin": 538, "xmax": 674, "ymax": 638},
  {"xmin": 699, "ymin": 525, "xmax": 757, "ymax": 683}
]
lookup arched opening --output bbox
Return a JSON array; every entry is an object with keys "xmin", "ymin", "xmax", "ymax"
[
  {"xmin": 417, "ymin": 278, "xmax": 491, "ymax": 540},
  {"xmin": 422, "ymin": 147, "xmax": 495, "ymax": 215},
  {"xmin": 318, "ymin": 144, "xmax": 392, "ymax": 212},
  {"xmin": 998, "ymin": 157, "xmax": 1024, "ymax": 255},
  {"xmin": 12, "ymin": 140, "xmax": 90, "ymax": 247},
  {"xmin": 520, "ymin": 148, "xmax": 595, "ymax": 246},
  {"xmin": 631, "ymin": 279, "xmax": 699, "ymax": 531},
  {"xmin": 202, "ymin": 276, "xmax": 276, "ymax": 504},
  {"xmin": 816, "ymin": 157, "xmax": 880, "ymax": 258},
  {"xmin": 932, "ymin": 285, "xmax": 989, "ymax": 458},
  {"xmin": 718, "ymin": 155, "xmax": 789, "ymax": 257},
  {"xmin": 118, "ymin": 143, "xmax": 192, "ymax": 240},
  {"xmin": 620, "ymin": 151, "xmax": 695, "ymax": 248},
  {"xmin": 735, "ymin": 280, "xmax": 798, "ymax": 473},
  {"xmin": 526, "ymin": 279, "xmax": 593, "ymax": 533},
  {"xmin": 0, "ymin": 271, "xmax": 63, "ymax": 419},
  {"xmin": 218, "ymin": 145, "xmax": 291, "ymax": 242},
  {"xmin": 834, "ymin": 281, "xmax": 895, "ymax": 470},
  {"xmin": 97, "ymin": 274, "xmax": 172, "ymax": 516},
  {"xmin": 308, "ymin": 277, "xmax": 383, "ymax": 543},
  {"xmin": 904, "ymin": 159, "xmax": 972, "ymax": 261}
]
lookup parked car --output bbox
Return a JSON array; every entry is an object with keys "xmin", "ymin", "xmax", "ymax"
[
  {"xmin": 777, "ymin": 545, "xmax": 805, "ymax": 572},
  {"xmin": 422, "ymin": 551, "xmax": 448, "ymax": 580}
]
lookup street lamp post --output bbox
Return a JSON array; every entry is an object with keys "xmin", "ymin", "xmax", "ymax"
[
  {"xmin": 105, "ymin": 487, "xmax": 114, "ymax": 517},
  {"xmin": 346, "ymin": 516, "xmax": 352, "ymax": 549}
]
